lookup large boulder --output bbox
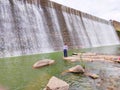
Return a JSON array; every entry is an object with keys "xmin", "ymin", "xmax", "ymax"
[
  {"xmin": 45, "ymin": 76, "xmax": 69, "ymax": 90},
  {"xmin": 33, "ymin": 59, "xmax": 55, "ymax": 68},
  {"xmin": 68, "ymin": 65, "xmax": 85, "ymax": 74}
]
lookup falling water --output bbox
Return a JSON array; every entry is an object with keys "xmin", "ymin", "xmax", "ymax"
[
  {"xmin": 81, "ymin": 13, "xmax": 120, "ymax": 47},
  {"xmin": 62, "ymin": 9, "xmax": 91, "ymax": 48},
  {"xmin": 62, "ymin": 8, "xmax": 120, "ymax": 48},
  {"xmin": 0, "ymin": 0, "xmax": 119, "ymax": 58}
]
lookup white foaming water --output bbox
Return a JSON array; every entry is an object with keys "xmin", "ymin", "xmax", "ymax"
[
  {"xmin": 62, "ymin": 9, "xmax": 120, "ymax": 48},
  {"xmin": 81, "ymin": 13, "xmax": 120, "ymax": 47},
  {"xmin": 0, "ymin": 0, "xmax": 119, "ymax": 58},
  {"xmin": 30, "ymin": 4, "xmax": 54, "ymax": 53},
  {"xmin": 0, "ymin": 0, "xmax": 16, "ymax": 57},
  {"xmin": 47, "ymin": 2, "xmax": 64, "ymax": 50},
  {"xmin": 0, "ymin": 0, "xmax": 55, "ymax": 57}
]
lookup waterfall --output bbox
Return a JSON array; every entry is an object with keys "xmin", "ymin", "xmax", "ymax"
[
  {"xmin": 81, "ymin": 13, "xmax": 120, "ymax": 47},
  {"xmin": 62, "ymin": 8, "xmax": 120, "ymax": 48},
  {"xmin": 0, "ymin": 0, "xmax": 119, "ymax": 58}
]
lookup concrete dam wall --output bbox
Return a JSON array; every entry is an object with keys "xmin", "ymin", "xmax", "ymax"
[{"xmin": 0, "ymin": 0, "xmax": 119, "ymax": 58}]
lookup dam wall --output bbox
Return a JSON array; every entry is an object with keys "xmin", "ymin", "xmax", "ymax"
[{"xmin": 0, "ymin": 0, "xmax": 119, "ymax": 58}]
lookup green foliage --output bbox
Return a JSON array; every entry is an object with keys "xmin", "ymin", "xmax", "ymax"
[{"xmin": 79, "ymin": 52, "xmax": 86, "ymax": 69}]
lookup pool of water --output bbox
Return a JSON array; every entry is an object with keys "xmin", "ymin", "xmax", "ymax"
[{"xmin": 0, "ymin": 45, "xmax": 120, "ymax": 90}]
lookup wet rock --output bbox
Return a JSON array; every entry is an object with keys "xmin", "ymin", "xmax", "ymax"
[
  {"xmin": 107, "ymin": 86, "xmax": 115, "ymax": 90},
  {"xmin": 63, "ymin": 56, "xmax": 79, "ymax": 62},
  {"xmin": 45, "ymin": 76, "xmax": 69, "ymax": 90},
  {"xmin": 114, "ymin": 60, "xmax": 120, "ymax": 63},
  {"xmin": 68, "ymin": 65, "xmax": 85, "ymax": 74},
  {"xmin": 72, "ymin": 52, "xmax": 78, "ymax": 55},
  {"xmin": 0, "ymin": 85, "xmax": 7, "ymax": 90},
  {"xmin": 85, "ymin": 73, "xmax": 99, "ymax": 79},
  {"xmin": 78, "ymin": 52, "xmax": 97, "ymax": 56},
  {"xmin": 33, "ymin": 59, "xmax": 55, "ymax": 68}
]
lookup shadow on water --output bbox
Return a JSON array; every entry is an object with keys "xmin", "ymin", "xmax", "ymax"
[{"xmin": 0, "ymin": 45, "xmax": 120, "ymax": 90}]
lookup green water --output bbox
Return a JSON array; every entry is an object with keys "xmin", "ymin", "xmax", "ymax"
[
  {"xmin": 0, "ymin": 45, "xmax": 120, "ymax": 90},
  {"xmin": 0, "ymin": 51, "xmax": 80, "ymax": 90}
]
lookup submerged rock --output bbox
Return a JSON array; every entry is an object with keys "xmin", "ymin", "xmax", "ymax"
[
  {"xmin": 114, "ymin": 60, "xmax": 120, "ymax": 63},
  {"xmin": 33, "ymin": 59, "xmax": 55, "ymax": 68},
  {"xmin": 78, "ymin": 52, "xmax": 97, "ymax": 56},
  {"xmin": 72, "ymin": 52, "xmax": 78, "ymax": 55},
  {"xmin": 68, "ymin": 65, "xmax": 85, "ymax": 74},
  {"xmin": 85, "ymin": 73, "xmax": 99, "ymax": 79},
  {"xmin": 0, "ymin": 86, "xmax": 7, "ymax": 90},
  {"xmin": 45, "ymin": 76, "xmax": 69, "ymax": 90}
]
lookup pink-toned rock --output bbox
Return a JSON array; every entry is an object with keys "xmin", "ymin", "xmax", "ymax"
[
  {"xmin": 114, "ymin": 60, "xmax": 120, "ymax": 63},
  {"xmin": 46, "ymin": 76, "xmax": 69, "ymax": 90},
  {"xmin": 0, "ymin": 85, "xmax": 7, "ymax": 90},
  {"xmin": 33, "ymin": 59, "xmax": 55, "ymax": 68},
  {"xmin": 107, "ymin": 86, "xmax": 115, "ymax": 90},
  {"xmin": 63, "ymin": 56, "xmax": 79, "ymax": 62},
  {"xmin": 63, "ymin": 56, "xmax": 79, "ymax": 60},
  {"xmin": 68, "ymin": 65, "xmax": 85, "ymax": 73}
]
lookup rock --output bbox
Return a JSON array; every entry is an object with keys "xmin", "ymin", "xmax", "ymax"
[
  {"xmin": 33, "ymin": 59, "xmax": 55, "ymax": 68},
  {"xmin": 107, "ymin": 86, "xmax": 115, "ymax": 90},
  {"xmin": 85, "ymin": 73, "xmax": 99, "ymax": 79},
  {"xmin": 63, "ymin": 56, "xmax": 79, "ymax": 60},
  {"xmin": 68, "ymin": 65, "xmax": 85, "ymax": 74},
  {"xmin": 78, "ymin": 52, "xmax": 97, "ymax": 56},
  {"xmin": 70, "ymin": 59, "xmax": 78, "ymax": 62},
  {"xmin": 43, "ymin": 88, "xmax": 46, "ymax": 90},
  {"xmin": 72, "ymin": 52, "xmax": 78, "ymax": 55},
  {"xmin": 114, "ymin": 60, "xmax": 120, "ymax": 63},
  {"xmin": 46, "ymin": 76, "xmax": 69, "ymax": 90},
  {"xmin": 0, "ymin": 85, "xmax": 7, "ymax": 90},
  {"xmin": 63, "ymin": 56, "xmax": 79, "ymax": 62}
]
